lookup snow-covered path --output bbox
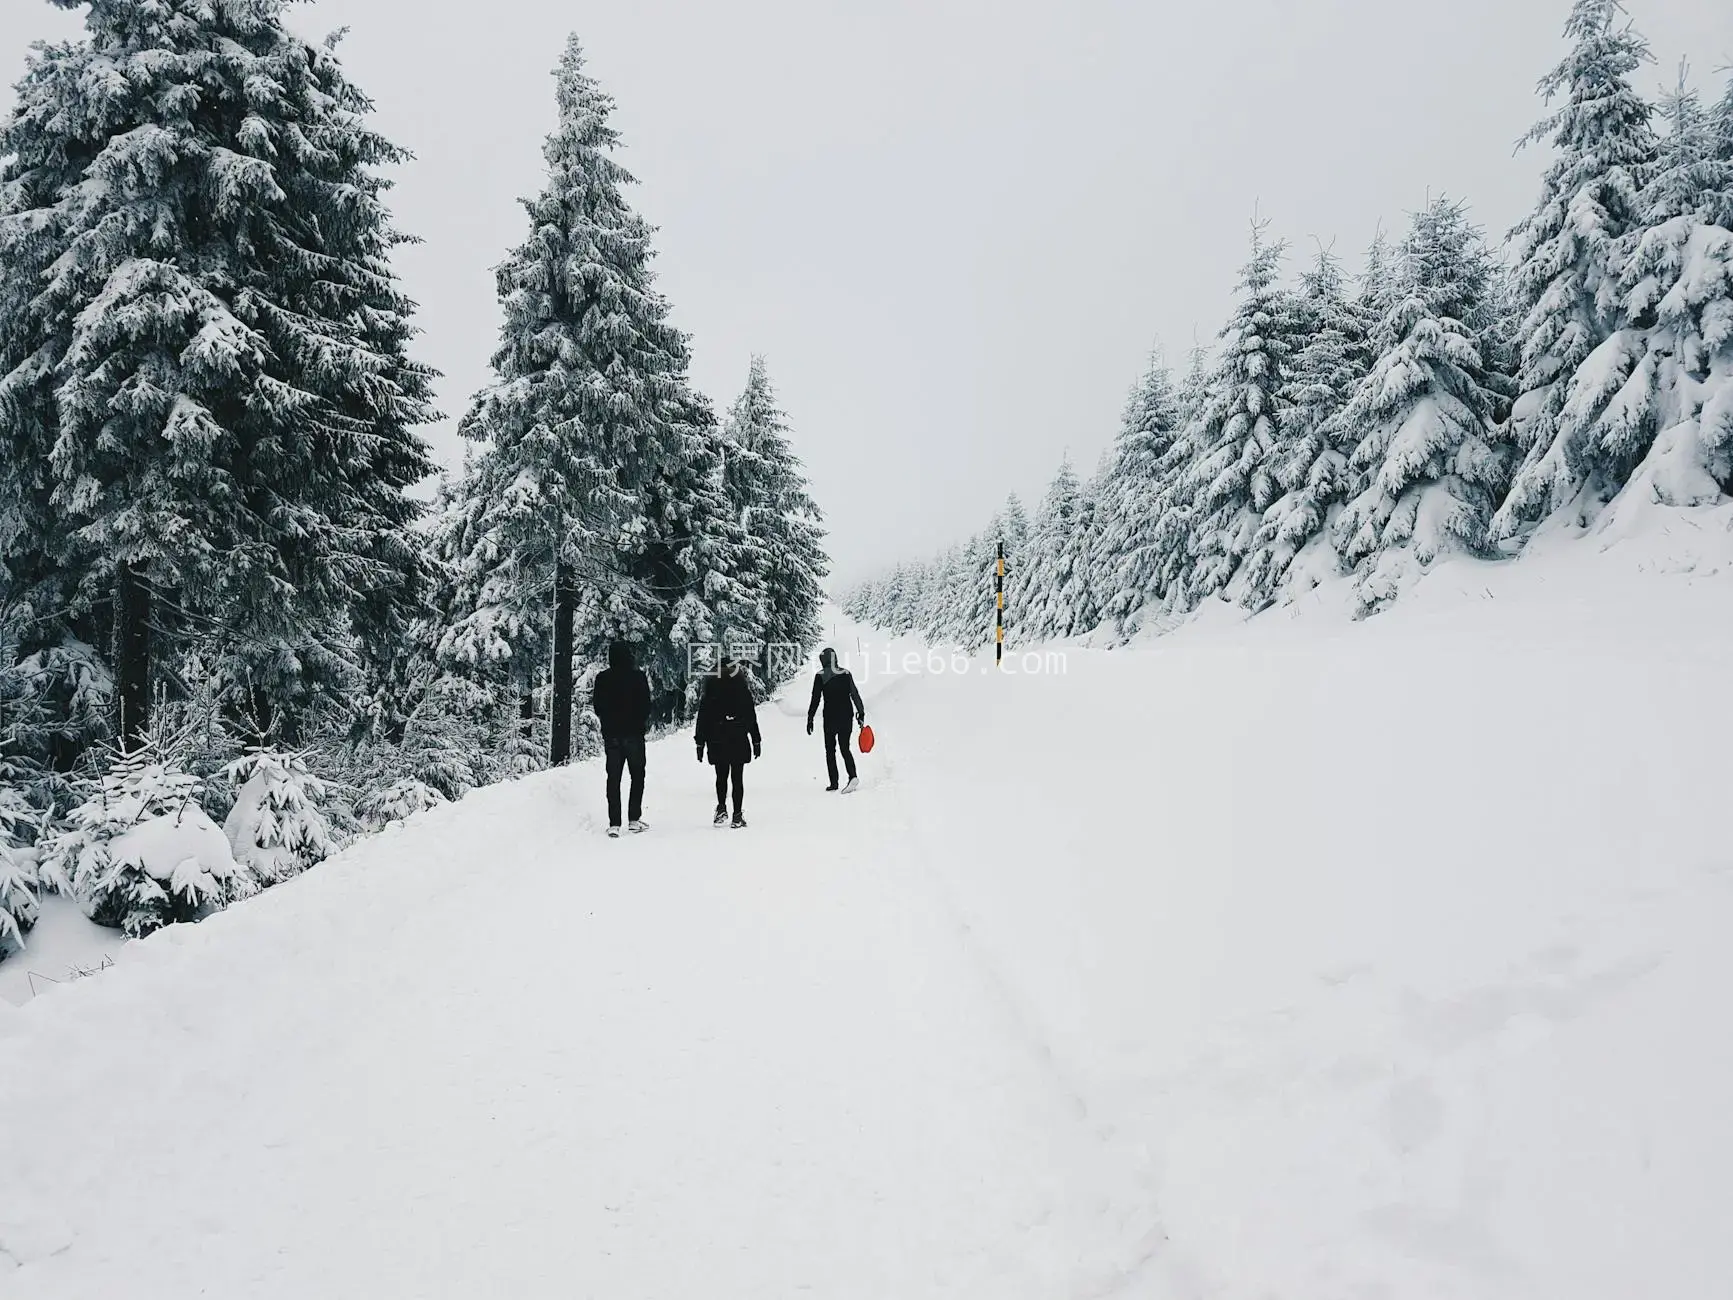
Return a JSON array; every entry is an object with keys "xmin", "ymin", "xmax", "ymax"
[
  {"xmin": 1, "ymin": 679, "xmax": 1168, "ymax": 1300},
  {"xmin": 7, "ymin": 550, "xmax": 1733, "ymax": 1299}
]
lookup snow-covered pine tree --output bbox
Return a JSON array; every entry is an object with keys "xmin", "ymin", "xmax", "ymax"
[
  {"xmin": 1565, "ymin": 72, "xmax": 1733, "ymax": 516},
  {"xmin": 1180, "ymin": 221, "xmax": 1299, "ymax": 606},
  {"xmin": 38, "ymin": 740, "xmax": 239, "ymax": 938},
  {"xmin": 355, "ymin": 777, "xmax": 448, "ymax": 833},
  {"xmin": 718, "ymin": 357, "xmax": 828, "ymax": 682},
  {"xmin": 1492, "ymin": 0, "xmax": 1657, "ymax": 539},
  {"xmin": 432, "ymin": 451, "xmax": 553, "ymax": 749},
  {"xmin": 1239, "ymin": 246, "xmax": 1375, "ymax": 609},
  {"xmin": 1018, "ymin": 464, "xmax": 1090, "ymax": 640},
  {"xmin": 1335, "ymin": 198, "xmax": 1512, "ymax": 612},
  {"xmin": 933, "ymin": 536, "xmax": 983, "ymax": 646},
  {"xmin": 1001, "ymin": 493, "xmax": 1031, "ymax": 569},
  {"xmin": 1142, "ymin": 343, "xmax": 1215, "ymax": 607},
  {"xmin": 875, "ymin": 565, "xmax": 912, "ymax": 633},
  {"xmin": 1359, "ymin": 225, "xmax": 1400, "ymax": 324},
  {"xmin": 0, "ymin": 766, "xmax": 46, "ymax": 958},
  {"xmin": 222, "ymin": 750, "xmax": 337, "ymax": 892},
  {"xmin": 993, "ymin": 493, "xmax": 1026, "ymax": 637},
  {"xmin": 453, "ymin": 37, "xmax": 697, "ymax": 759},
  {"xmin": 610, "ymin": 387, "xmax": 759, "ymax": 718},
  {"xmin": 0, "ymin": 39, "xmax": 85, "ymax": 681},
  {"xmin": 1061, "ymin": 467, "xmax": 1110, "ymax": 636},
  {"xmin": 1096, "ymin": 350, "xmax": 1182, "ymax": 630},
  {"xmin": 0, "ymin": 1, "xmax": 437, "ymax": 750},
  {"xmin": 1711, "ymin": 69, "xmax": 1733, "ymax": 228},
  {"xmin": 964, "ymin": 514, "xmax": 1007, "ymax": 649},
  {"xmin": 919, "ymin": 545, "xmax": 951, "ymax": 645}
]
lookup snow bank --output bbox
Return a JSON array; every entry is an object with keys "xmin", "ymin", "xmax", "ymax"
[{"xmin": 874, "ymin": 539, "xmax": 1733, "ymax": 1299}]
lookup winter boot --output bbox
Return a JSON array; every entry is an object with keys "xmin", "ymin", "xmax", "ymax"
[
  {"xmin": 629, "ymin": 819, "xmax": 648, "ymax": 834},
  {"xmin": 731, "ymin": 813, "xmax": 747, "ymax": 829},
  {"xmin": 825, "ymin": 782, "xmax": 839, "ymax": 792},
  {"xmin": 713, "ymin": 806, "xmax": 727, "ymax": 827},
  {"xmin": 841, "ymin": 777, "xmax": 859, "ymax": 794},
  {"xmin": 607, "ymin": 825, "xmax": 622, "ymax": 839}
]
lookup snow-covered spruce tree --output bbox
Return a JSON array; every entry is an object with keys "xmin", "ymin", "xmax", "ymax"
[
  {"xmin": 431, "ymin": 453, "xmax": 552, "ymax": 752},
  {"xmin": 959, "ymin": 520, "xmax": 1003, "ymax": 649},
  {"xmin": 1139, "ymin": 343, "xmax": 1215, "ymax": 609},
  {"xmin": 1562, "ymin": 74, "xmax": 1733, "ymax": 515},
  {"xmin": 914, "ymin": 546, "xmax": 958, "ymax": 641},
  {"xmin": 1239, "ymin": 247, "xmax": 1376, "ymax": 609},
  {"xmin": 0, "ymin": 766, "xmax": 48, "ymax": 959},
  {"xmin": 1180, "ymin": 222, "xmax": 1302, "ymax": 606},
  {"xmin": 0, "ymin": 39, "xmax": 85, "ymax": 677},
  {"xmin": 606, "ymin": 388, "xmax": 759, "ymax": 719},
  {"xmin": 1015, "ymin": 469, "xmax": 1076, "ymax": 641},
  {"xmin": 0, "ymin": 1, "xmax": 437, "ymax": 751},
  {"xmin": 455, "ymin": 39, "xmax": 748, "ymax": 751},
  {"xmin": 1359, "ymin": 226, "xmax": 1401, "ymax": 324},
  {"xmin": 931, "ymin": 537, "xmax": 982, "ymax": 646},
  {"xmin": 1002, "ymin": 493, "xmax": 1031, "ymax": 572},
  {"xmin": 1096, "ymin": 350, "xmax": 1182, "ymax": 631},
  {"xmin": 718, "ymin": 357, "xmax": 828, "ymax": 682},
  {"xmin": 869, "ymin": 565, "xmax": 911, "ymax": 633},
  {"xmin": 38, "ymin": 739, "xmax": 238, "ymax": 938},
  {"xmin": 222, "ymin": 750, "xmax": 337, "ymax": 893},
  {"xmin": 1061, "ymin": 468, "xmax": 1110, "ymax": 636},
  {"xmin": 1711, "ymin": 69, "xmax": 1733, "ymax": 229},
  {"xmin": 355, "ymin": 777, "xmax": 448, "ymax": 833},
  {"xmin": 1334, "ymin": 198, "xmax": 1512, "ymax": 612},
  {"xmin": 1492, "ymin": 0, "xmax": 1657, "ymax": 539},
  {"xmin": 0, "ymin": 599, "xmax": 112, "ymax": 788}
]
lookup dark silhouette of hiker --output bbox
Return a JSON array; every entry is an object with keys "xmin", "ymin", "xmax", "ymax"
[
  {"xmin": 806, "ymin": 647, "xmax": 865, "ymax": 793},
  {"xmin": 592, "ymin": 641, "xmax": 651, "ymax": 836},
  {"xmin": 695, "ymin": 656, "xmax": 761, "ymax": 828}
]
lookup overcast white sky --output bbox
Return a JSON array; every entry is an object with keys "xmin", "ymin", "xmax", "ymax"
[{"xmin": 4, "ymin": 0, "xmax": 1731, "ymax": 583}]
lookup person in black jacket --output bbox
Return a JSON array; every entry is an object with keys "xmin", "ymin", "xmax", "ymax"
[
  {"xmin": 592, "ymin": 641, "xmax": 652, "ymax": 837},
  {"xmin": 695, "ymin": 655, "xmax": 761, "ymax": 828},
  {"xmin": 806, "ymin": 647, "xmax": 866, "ymax": 793}
]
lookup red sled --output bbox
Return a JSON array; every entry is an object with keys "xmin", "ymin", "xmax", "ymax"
[{"xmin": 858, "ymin": 724, "xmax": 876, "ymax": 754}]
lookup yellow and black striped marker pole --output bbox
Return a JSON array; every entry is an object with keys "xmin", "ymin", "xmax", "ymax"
[{"xmin": 995, "ymin": 540, "xmax": 1005, "ymax": 668}]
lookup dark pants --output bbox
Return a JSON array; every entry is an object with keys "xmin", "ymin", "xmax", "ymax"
[
  {"xmin": 824, "ymin": 721, "xmax": 857, "ymax": 786},
  {"xmin": 713, "ymin": 762, "xmax": 744, "ymax": 817},
  {"xmin": 605, "ymin": 735, "xmax": 646, "ymax": 827}
]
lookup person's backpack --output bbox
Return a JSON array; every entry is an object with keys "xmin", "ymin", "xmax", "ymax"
[{"xmin": 858, "ymin": 724, "xmax": 876, "ymax": 754}]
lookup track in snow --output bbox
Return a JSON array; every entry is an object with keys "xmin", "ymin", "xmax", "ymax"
[{"xmin": 1, "ymin": 675, "xmax": 1169, "ymax": 1299}]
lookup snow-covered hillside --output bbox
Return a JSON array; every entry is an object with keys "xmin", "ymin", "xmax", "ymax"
[{"xmin": 4, "ymin": 534, "xmax": 1732, "ymax": 1299}]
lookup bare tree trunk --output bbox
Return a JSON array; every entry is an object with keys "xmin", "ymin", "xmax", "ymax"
[
  {"xmin": 115, "ymin": 563, "xmax": 152, "ymax": 752},
  {"xmin": 549, "ymin": 553, "xmax": 576, "ymax": 766}
]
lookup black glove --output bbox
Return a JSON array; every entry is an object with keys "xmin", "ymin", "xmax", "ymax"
[
  {"xmin": 857, "ymin": 713, "xmax": 866, "ymax": 726},
  {"xmin": 695, "ymin": 742, "xmax": 705, "ymax": 762},
  {"xmin": 806, "ymin": 719, "xmax": 814, "ymax": 735},
  {"xmin": 752, "ymin": 737, "xmax": 762, "ymax": 759}
]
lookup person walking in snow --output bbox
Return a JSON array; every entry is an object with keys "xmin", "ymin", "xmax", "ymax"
[
  {"xmin": 806, "ymin": 647, "xmax": 865, "ymax": 793},
  {"xmin": 695, "ymin": 655, "xmax": 761, "ymax": 829},
  {"xmin": 592, "ymin": 641, "xmax": 652, "ymax": 838}
]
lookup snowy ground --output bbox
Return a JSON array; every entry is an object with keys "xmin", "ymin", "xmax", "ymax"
[
  {"xmin": 5, "ymin": 525, "xmax": 1733, "ymax": 1298},
  {"xmin": 0, "ymin": 897, "xmax": 126, "ymax": 1009}
]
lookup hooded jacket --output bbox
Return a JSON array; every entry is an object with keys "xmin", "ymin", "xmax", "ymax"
[
  {"xmin": 695, "ymin": 665, "xmax": 761, "ymax": 766},
  {"xmin": 592, "ymin": 642, "xmax": 652, "ymax": 741},
  {"xmin": 807, "ymin": 648, "xmax": 865, "ymax": 729}
]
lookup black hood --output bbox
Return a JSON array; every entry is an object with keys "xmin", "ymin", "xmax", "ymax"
[
  {"xmin": 608, "ymin": 641, "xmax": 634, "ymax": 670},
  {"xmin": 820, "ymin": 648, "xmax": 839, "ymax": 681}
]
